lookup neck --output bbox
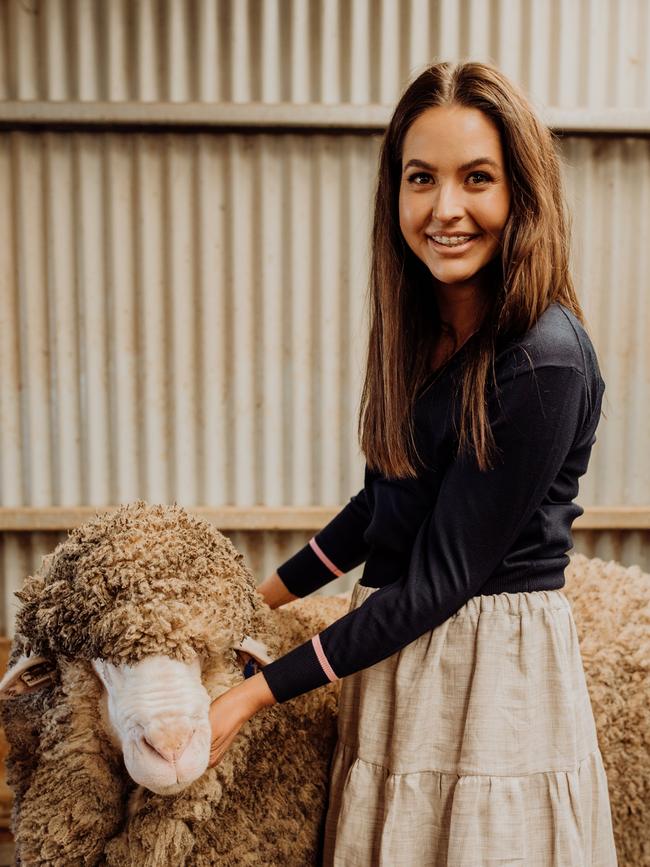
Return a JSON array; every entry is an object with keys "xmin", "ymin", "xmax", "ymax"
[{"xmin": 434, "ymin": 283, "xmax": 489, "ymax": 345}]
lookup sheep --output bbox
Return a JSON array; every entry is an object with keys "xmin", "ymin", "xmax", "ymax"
[
  {"xmin": 1, "ymin": 503, "xmax": 647, "ymax": 866},
  {"xmin": 0, "ymin": 502, "xmax": 349, "ymax": 866},
  {"xmin": 562, "ymin": 553, "xmax": 650, "ymax": 867}
]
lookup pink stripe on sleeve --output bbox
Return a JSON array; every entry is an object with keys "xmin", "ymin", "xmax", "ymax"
[
  {"xmin": 308, "ymin": 537, "xmax": 343, "ymax": 576},
  {"xmin": 311, "ymin": 634, "xmax": 339, "ymax": 682}
]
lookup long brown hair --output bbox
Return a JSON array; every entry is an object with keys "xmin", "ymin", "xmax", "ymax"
[{"xmin": 359, "ymin": 60, "xmax": 584, "ymax": 478}]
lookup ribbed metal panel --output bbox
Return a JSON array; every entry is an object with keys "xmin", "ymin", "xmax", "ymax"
[
  {"xmin": 572, "ymin": 530, "xmax": 650, "ymax": 578},
  {"xmin": 0, "ymin": 533, "xmax": 66, "ymax": 636},
  {"xmin": 3, "ymin": 130, "xmax": 648, "ymax": 512},
  {"xmin": 1, "ymin": 129, "xmax": 649, "ymax": 634},
  {"xmin": 0, "ymin": 130, "xmax": 374, "ymax": 511},
  {"xmin": 562, "ymin": 137, "xmax": 650, "ymax": 508},
  {"xmin": 1, "ymin": 0, "xmax": 649, "ymax": 110}
]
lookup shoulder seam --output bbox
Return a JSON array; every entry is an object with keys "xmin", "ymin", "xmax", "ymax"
[
  {"xmin": 529, "ymin": 363, "xmax": 585, "ymax": 377},
  {"xmin": 556, "ymin": 306, "xmax": 592, "ymax": 414},
  {"xmin": 503, "ymin": 361, "xmax": 586, "ymax": 378}
]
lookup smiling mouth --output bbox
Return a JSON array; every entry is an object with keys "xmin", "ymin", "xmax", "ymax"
[{"xmin": 427, "ymin": 235, "xmax": 480, "ymax": 253}]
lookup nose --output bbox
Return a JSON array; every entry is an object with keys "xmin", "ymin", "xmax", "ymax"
[
  {"xmin": 432, "ymin": 181, "xmax": 464, "ymax": 222},
  {"xmin": 143, "ymin": 721, "xmax": 195, "ymax": 764}
]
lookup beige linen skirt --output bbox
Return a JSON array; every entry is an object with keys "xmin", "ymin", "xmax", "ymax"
[{"xmin": 322, "ymin": 582, "xmax": 617, "ymax": 867}]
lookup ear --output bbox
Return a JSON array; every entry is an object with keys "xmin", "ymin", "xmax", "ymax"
[
  {"xmin": 0, "ymin": 654, "xmax": 57, "ymax": 699},
  {"xmin": 232, "ymin": 636, "xmax": 275, "ymax": 678}
]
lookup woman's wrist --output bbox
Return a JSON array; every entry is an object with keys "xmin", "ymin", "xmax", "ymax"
[
  {"xmin": 256, "ymin": 571, "xmax": 300, "ymax": 609},
  {"xmin": 236, "ymin": 670, "xmax": 278, "ymax": 715}
]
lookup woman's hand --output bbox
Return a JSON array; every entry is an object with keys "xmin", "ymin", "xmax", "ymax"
[
  {"xmin": 256, "ymin": 571, "xmax": 299, "ymax": 609},
  {"xmin": 208, "ymin": 671, "xmax": 277, "ymax": 767}
]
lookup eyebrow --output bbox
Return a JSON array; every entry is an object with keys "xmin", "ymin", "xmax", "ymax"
[{"xmin": 402, "ymin": 157, "xmax": 500, "ymax": 174}]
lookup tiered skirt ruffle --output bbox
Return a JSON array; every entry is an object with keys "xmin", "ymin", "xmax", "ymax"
[{"xmin": 322, "ymin": 586, "xmax": 617, "ymax": 866}]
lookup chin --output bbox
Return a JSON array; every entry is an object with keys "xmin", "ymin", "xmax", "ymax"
[
  {"xmin": 126, "ymin": 760, "xmax": 208, "ymax": 794},
  {"xmin": 431, "ymin": 268, "xmax": 482, "ymax": 285},
  {"xmin": 146, "ymin": 780, "xmax": 192, "ymax": 796}
]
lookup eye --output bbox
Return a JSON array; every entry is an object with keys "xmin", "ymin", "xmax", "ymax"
[
  {"xmin": 467, "ymin": 171, "xmax": 492, "ymax": 185},
  {"xmin": 406, "ymin": 172, "xmax": 433, "ymax": 185}
]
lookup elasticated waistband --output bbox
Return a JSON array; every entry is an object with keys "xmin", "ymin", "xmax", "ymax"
[{"xmin": 351, "ymin": 582, "xmax": 570, "ymax": 619}]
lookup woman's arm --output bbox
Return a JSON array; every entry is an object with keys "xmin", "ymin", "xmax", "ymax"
[
  {"xmin": 260, "ymin": 363, "xmax": 601, "ymax": 703},
  {"xmin": 209, "ymin": 487, "xmax": 375, "ymax": 762},
  {"xmin": 256, "ymin": 571, "xmax": 299, "ymax": 609},
  {"xmin": 270, "ymin": 486, "xmax": 374, "ymax": 599}
]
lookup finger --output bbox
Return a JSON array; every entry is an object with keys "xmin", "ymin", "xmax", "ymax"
[
  {"xmin": 208, "ymin": 732, "xmax": 238, "ymax": 766},
  {"xmin": 210, "ymin": 725, "xmax": 241, "ymax": 753},
  {"xmin": 209, "ymin": 744, "xmax": 224, "ymax": 766},
  {"xmin": 209, "ymin": 738, "xmax": 230, "ymax": 766},
  {"xmin": 211, "ymin": 735, "xmax": 229, "ymax": 752}
]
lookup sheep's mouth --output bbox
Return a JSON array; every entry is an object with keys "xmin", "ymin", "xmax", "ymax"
[{"xmin": 125, "ymin": 728, "xmax": 211, "ymax": 794}]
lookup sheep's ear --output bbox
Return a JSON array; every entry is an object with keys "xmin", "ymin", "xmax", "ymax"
[
  {"xmin": 0, "ymin": 654, "xmax": 57, "ymax": 699},
  {"xmin": 232, "ymin": 636, "xmax": 274, "ymax": 676}
]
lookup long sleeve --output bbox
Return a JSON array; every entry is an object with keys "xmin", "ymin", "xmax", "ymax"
[
  {"xmin": 262, "ymin": 363, "xmax": 598, "ymax": 703},
  {"xmin": 276, "ymin": 487, "xmax": 372, "ymax": 597}
]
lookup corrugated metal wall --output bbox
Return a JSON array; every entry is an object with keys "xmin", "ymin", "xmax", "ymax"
[
  {"xmin": 1, "ymin": 0, "xmax": 649, "ymax": 109},
  {"xmin": 1, "ymin": 0, "xmax": 649, "ymax": 636},
  {"xmin": 0, "ymin": 131, "xmax": 372, "ymax": 507}
]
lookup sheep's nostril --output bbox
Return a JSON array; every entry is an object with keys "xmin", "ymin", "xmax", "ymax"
[{"xmin": 143, "ymin": 728, "xmax": 195, "ymax": 764}]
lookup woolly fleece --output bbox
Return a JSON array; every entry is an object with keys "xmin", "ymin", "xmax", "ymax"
[
  {"xmin": 3, "ymin": 505, "xmax": 647, "ymax": 865},
  {"xmin": 1, "ymin": 502, "xmax": 349, "ymax": 865},
  {"xmin": 11, "ymin": 502, "xmax": 269, "ymax": 667},
  {"xmin": 563, "ymin": 553, "xmax": 650, "ymax": 867}
]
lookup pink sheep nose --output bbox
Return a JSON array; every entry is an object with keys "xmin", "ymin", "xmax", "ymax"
[{"xmin": 143, "ymin": 724, "xmax": 195, "ymax": 764}]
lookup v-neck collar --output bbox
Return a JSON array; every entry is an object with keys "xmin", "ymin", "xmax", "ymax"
[{"xmin": 417, "ymin": 332, "xmax": 476, "ymax": 399}]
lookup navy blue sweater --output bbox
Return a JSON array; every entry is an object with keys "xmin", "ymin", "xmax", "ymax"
[{"xmin": 261, "ymin": 303, "xmax": 606, "ymax": 704}]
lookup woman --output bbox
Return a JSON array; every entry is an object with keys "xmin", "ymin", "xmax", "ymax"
[{"xmin": 208, "ymin": 61, "xmax": 617, "ymax": 865}]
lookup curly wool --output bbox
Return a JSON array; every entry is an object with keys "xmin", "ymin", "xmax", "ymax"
[
  {"xmin": 14, "ymin": 502, "xmax": 268, "ymax": 667},
  {"xmin": 3, "ymin": 589, "xmax": 348, "ymax": 865},
  {"xmin": 10, "ymin": 659, "xmax": 127, "ymax": 865},
  {"xmin": 4, "ymin": 513, "xmax": 647, "ymax": 866},
  {"xmin": 564, "ymin": 553, "xmax": 650, "ymax": 867},
  {"xmin": 3, "ymin": 501, "xmax": 350, "ymax": 865}
]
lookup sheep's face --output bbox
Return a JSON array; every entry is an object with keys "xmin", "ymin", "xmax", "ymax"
[
  {"xmin": 0, "ymin": 636, "xmax": 273, "ymax": 798},
  {"xmin": 3, "ymin": 504, "xmax": 278, "ymax": 794},
  {"xmin": 91, "ymin": 655, "xmax": 212, "ymax": 795}
]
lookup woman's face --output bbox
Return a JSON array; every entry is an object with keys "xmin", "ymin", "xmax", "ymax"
[{"xmin": 398, "ymin": 105, "xmax": 511, "ymax": 294}]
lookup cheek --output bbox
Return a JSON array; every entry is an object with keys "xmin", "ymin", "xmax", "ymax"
[
  {"xmin": 399, "ymin": 192, "xmax": 426, "ymax": 237},
  {"xmin": 398, "ymin": 191, "xmax": 410, "ymax": 234},
  {"xmin": 477, "ymin": 196, "xmax": 509, "ymax": 237},
  {"xmin": 491, "ymin": 188, "xmax": 511, "ymax": 233}
]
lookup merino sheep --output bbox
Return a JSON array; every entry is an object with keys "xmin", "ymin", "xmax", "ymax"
[
  {"xmin": 1, "ymin": 504, "xmax": 647, "ymax": 866},
  {"xmin": 562, "ymin": 553, "xmax": 650, "ymax": 867},
  {"xmin": 0, "ymin": 502, "xmax": 349, "ymax": 866}
]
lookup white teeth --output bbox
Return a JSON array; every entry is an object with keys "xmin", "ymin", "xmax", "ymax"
[{"xmin": 431, "ymin": 235, "xmax": 474, "ymax": 246}]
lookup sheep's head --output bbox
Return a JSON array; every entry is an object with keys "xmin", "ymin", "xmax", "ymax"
[
  {"xmin": 14, "ymin": 502, "xmax": 261, "ymax": 664},
  {"xmin": 0, "ymin": 502, "xmax": 275, "ymax": 795}
]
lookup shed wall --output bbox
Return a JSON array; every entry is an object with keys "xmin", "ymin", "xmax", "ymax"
[{"xmin": 1, "ymin": 0, "xmax": 648, "ymax": 634}]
